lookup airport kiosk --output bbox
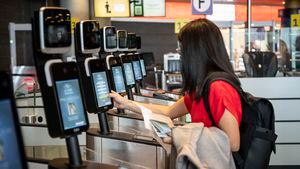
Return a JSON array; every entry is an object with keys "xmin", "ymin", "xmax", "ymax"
[
  {"xmin": 99, "ymin": 26, "xmax": 127, "ymax": 114},
  {"xmin": 107, "ymin": 56, "xmax": 127, "ymax": 114},
  {"xmin": 32, "ymin": 7, "xmax": 117, "ymax": 169},
  {"xmin": 117, "ymin": 30, "xmax": 136, "ymax": 100},
  {"xmin": 74, "ymin": 20, "xmax": 113, "ymax": 135}
]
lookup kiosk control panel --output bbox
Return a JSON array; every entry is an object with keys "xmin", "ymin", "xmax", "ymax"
[
  {"xmin": 127, "ymin": 33, "xmax": 137, "ymax": 52},
  {"xmin": 117, "ymin": 30, "xmax": 128, "ymax": 51},
  {"xmin": 108, "ymin": 57, "xmax": 126, "ymax": 94},
  {"xmin": 89, "ymin": 60, "xmax": 113, "ymax": 111},
  {"xmin": 121, "ymin": 55, "xmax": 136, "ymax": 88},
  {"xmin": 0, "ymin": 72, "xmax": 27, "ymax": 169},
  {"xmin": 101, "ymin": 26, "xmax": 117, "ymax": 53},
  {"xmin": 51, "ymin": 63, "xmax": 89, "ymax": 135},
  {"xmin": 132, "ymin": 54, "xmax": 143, "ymax": 81},
  {"xmin": 78, "ymin": 20, "xmax": 101, "ymax": 54},
  {"xmin": 38, "ymin": 7, "xmax": 71, "ymax": 54},
  {"xmin": 139, "ymin": 55, "xmax": 147, "ymax": 77}
]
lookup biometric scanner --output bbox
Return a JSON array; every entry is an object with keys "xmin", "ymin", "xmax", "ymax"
[
  {"xmin": 117, "ymin": 30, "xmax": 128, "ymax": 52},
  {"xmin": 32, "ymin": 7, "xmax": 117, "ymax": 169},
  {"xmin": 74, "ymin": 20, "xmax": 113, "ymax": 135},
  {"xmin": 99, "ymin": 26, "xmax": 118, "ymax": 58}
]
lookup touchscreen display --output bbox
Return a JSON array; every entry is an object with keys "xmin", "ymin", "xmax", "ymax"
[
  {"xmin": 123, "ymin": 63, "xmax": 135, "ymax": 86},
  {"xmin": 92, "ymin": 72, "xmax": 111, "ymax": 107},
  {"xmin": 111, "ymin": 66, "xmax": 126, "ymax": 93},
  {"xmin": 55, "ymin": 79, "xmax": 87, "ymax": 130},
  {"xmin": 0, "ymin": 99, "xmax": 23, "ymax": 169},
  {"xmin": 140, "ymin": 59, "xmax": 146, "ymax": 76},
  {"xmin": 132, "ymin": 61, "xmax": 142, "ymax": 80}
]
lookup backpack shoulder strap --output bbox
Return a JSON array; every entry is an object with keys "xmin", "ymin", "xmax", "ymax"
[{"xmin": 202, "ymin": 71, "xmax": 242, "ymax": 126}]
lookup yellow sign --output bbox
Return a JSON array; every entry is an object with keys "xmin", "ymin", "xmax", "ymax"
[
  {"xmin": 71, "ymin": 17, "xmax": 80, "ymax": 33},
  {"xmin": 175, "ymin": 19, "xmax": 190, "ymax": 34},
  {"xmin": 291, "ymin": 14, "xmax": 300, "ymax": 27},
  {"xmin": 94, "ymin": 0, "xmax": 130, "ymax": 17}
]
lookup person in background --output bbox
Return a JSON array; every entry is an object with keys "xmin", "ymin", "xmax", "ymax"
[
  {"xmin": 279, "ymin": 39, "xmax": 292, "ymax": 73},
  {"xmin": 109, "ymin": 18, "xmax": 242, "ymax": 152}
]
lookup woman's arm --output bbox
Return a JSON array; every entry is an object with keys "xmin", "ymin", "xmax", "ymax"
[
  {"xmin": 109, "ymin": 92, "xmax": 188, "ymax": 119},
  {"xmin": 218, "ymin": 109, "xmax": 240, "ymax": 152}
]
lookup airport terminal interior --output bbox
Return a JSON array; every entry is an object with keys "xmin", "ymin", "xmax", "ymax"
[{"xmin": 0, "ymin": 0, "xmax": 300, "ymax": 169}]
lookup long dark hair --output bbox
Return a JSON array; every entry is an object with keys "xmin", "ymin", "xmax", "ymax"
[{"xmin": 178, "ymin": 18, "xmax": 239, "ymax": 102}]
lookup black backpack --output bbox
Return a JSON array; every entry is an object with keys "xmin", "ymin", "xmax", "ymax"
[{"xmin": 201, "ymin": 72, "xmax": 277, "ymax": 169}]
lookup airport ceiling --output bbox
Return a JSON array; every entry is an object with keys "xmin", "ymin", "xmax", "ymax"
[{"xmin": 167, "ymin": 0, "xmax": 284, "ymax": 6}]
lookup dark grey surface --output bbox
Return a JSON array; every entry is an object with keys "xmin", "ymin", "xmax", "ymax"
[
  {"xmin": 112, "ymin": 21, "xmax": 178, "ymax": 65},
  {"xmin": 0, "ymin": 0, "xmax": 58, "ymax": 70}
]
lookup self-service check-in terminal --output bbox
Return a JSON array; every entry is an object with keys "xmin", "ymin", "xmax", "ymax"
[
  {"xmin": 32, "ymin": 7, "xmax": 117, "ymax": 169},
  {"xmin": 74, "ymin": 20, "xmax": 113, "ymax": 135}
]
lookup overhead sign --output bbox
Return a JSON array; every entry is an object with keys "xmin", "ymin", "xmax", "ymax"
[
  {"xmin": 131, "ymin": 0, "xmax": 143, "ymax": 16},
  {"xmin": 143, "ymin": 0, "xmax": 165, "ymax": 16},
  {"xmin": 94, "ymin": 0, "xmax": 130, "ymax": 17},
  {"xmin": 71, "ymin": 17, "xmax": 80, "ymax": 33},
  {"xmin": 174, "ymin": 19, "xmax": 190, "ymax": 34},
  {"xmin": 192, "ymin": 0, "xmax": 213, "ymax": 15},
  {"xmin": 291, "ymin": 14, "xmax": 300, "ymax": 27},
  {"xmin": 206, "ymin": 4, "xmax": 235, "ymax": 21}
]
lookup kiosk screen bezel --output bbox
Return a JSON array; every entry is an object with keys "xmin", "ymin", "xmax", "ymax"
[{"xmin": 51, "ymin": 63, "xmax": 89, "ymax": 135}]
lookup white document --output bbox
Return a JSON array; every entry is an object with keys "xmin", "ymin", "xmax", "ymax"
[{"xmin": 137, "ymin": 104, "xmax": 174, "ymax": 138}]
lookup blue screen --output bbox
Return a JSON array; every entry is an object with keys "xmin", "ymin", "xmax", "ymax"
[
  {"xmin": 0, "ymin": 99, "xmax": 23, "ymax": 169},
  {"xmin": 132, "ymin": 61, "xmax": 142, "ymax": 80},
  {"xmin": 92, "ymin": 72, "xmax": 111, "ymax": 107},
  {"xmin": 140, "ymin": 59, "xmax": 146, "ymax": 76},
  {"xmin": 111, "ymin": 66, "xmax": 126, "ymax": 93},
  {"xmin": 123, "ymin": 63, "xmax": 135, "ymax": 86},
  {"xmin": 55, "ymin": 79, "xmax": 87, "ymax": 130}
]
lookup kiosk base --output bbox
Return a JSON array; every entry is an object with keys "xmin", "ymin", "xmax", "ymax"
[
  {"xmin": 127, "ymin": 88, "xmax": 134, "ymax": 100},
  {"xmin": 48, "ymin": 158, "xmax": 118, "ymax": 169},
  {"xmin": 98, "ymin": 112, "xmax": 111, "ymax": 135}
]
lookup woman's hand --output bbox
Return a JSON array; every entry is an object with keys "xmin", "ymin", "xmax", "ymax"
[
  {"xmin": 163, "ymin": 136, "xmax": 172, "ymax": 144},
  {"xmin": 109, "ymin": 91, "xmax": 131, "ymax": 109}
]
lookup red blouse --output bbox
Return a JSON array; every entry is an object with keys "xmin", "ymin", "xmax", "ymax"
[{"xmin": 184, "ymin": 80, "xmax": 242, "ymax": 127}]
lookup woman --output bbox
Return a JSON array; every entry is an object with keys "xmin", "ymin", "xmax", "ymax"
[{"xmin": 109, "ymin": 18, "xmax": 242, "ymax": 152}]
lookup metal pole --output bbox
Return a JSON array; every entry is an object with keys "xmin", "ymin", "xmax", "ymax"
[
  {"xmin": 65, "ymin": 136, "xmax": 83, "ymax": 167},
  {"xmin": 247, "ymin": 0, "xmax": 252, "ymax": 52},
  {"xmin": 98, "ymin": 112, "xmax": 110, "ymax": 135},
  {"xmin": 127, "ymin": 88, "xmax": 134, "ymax": 100}
]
